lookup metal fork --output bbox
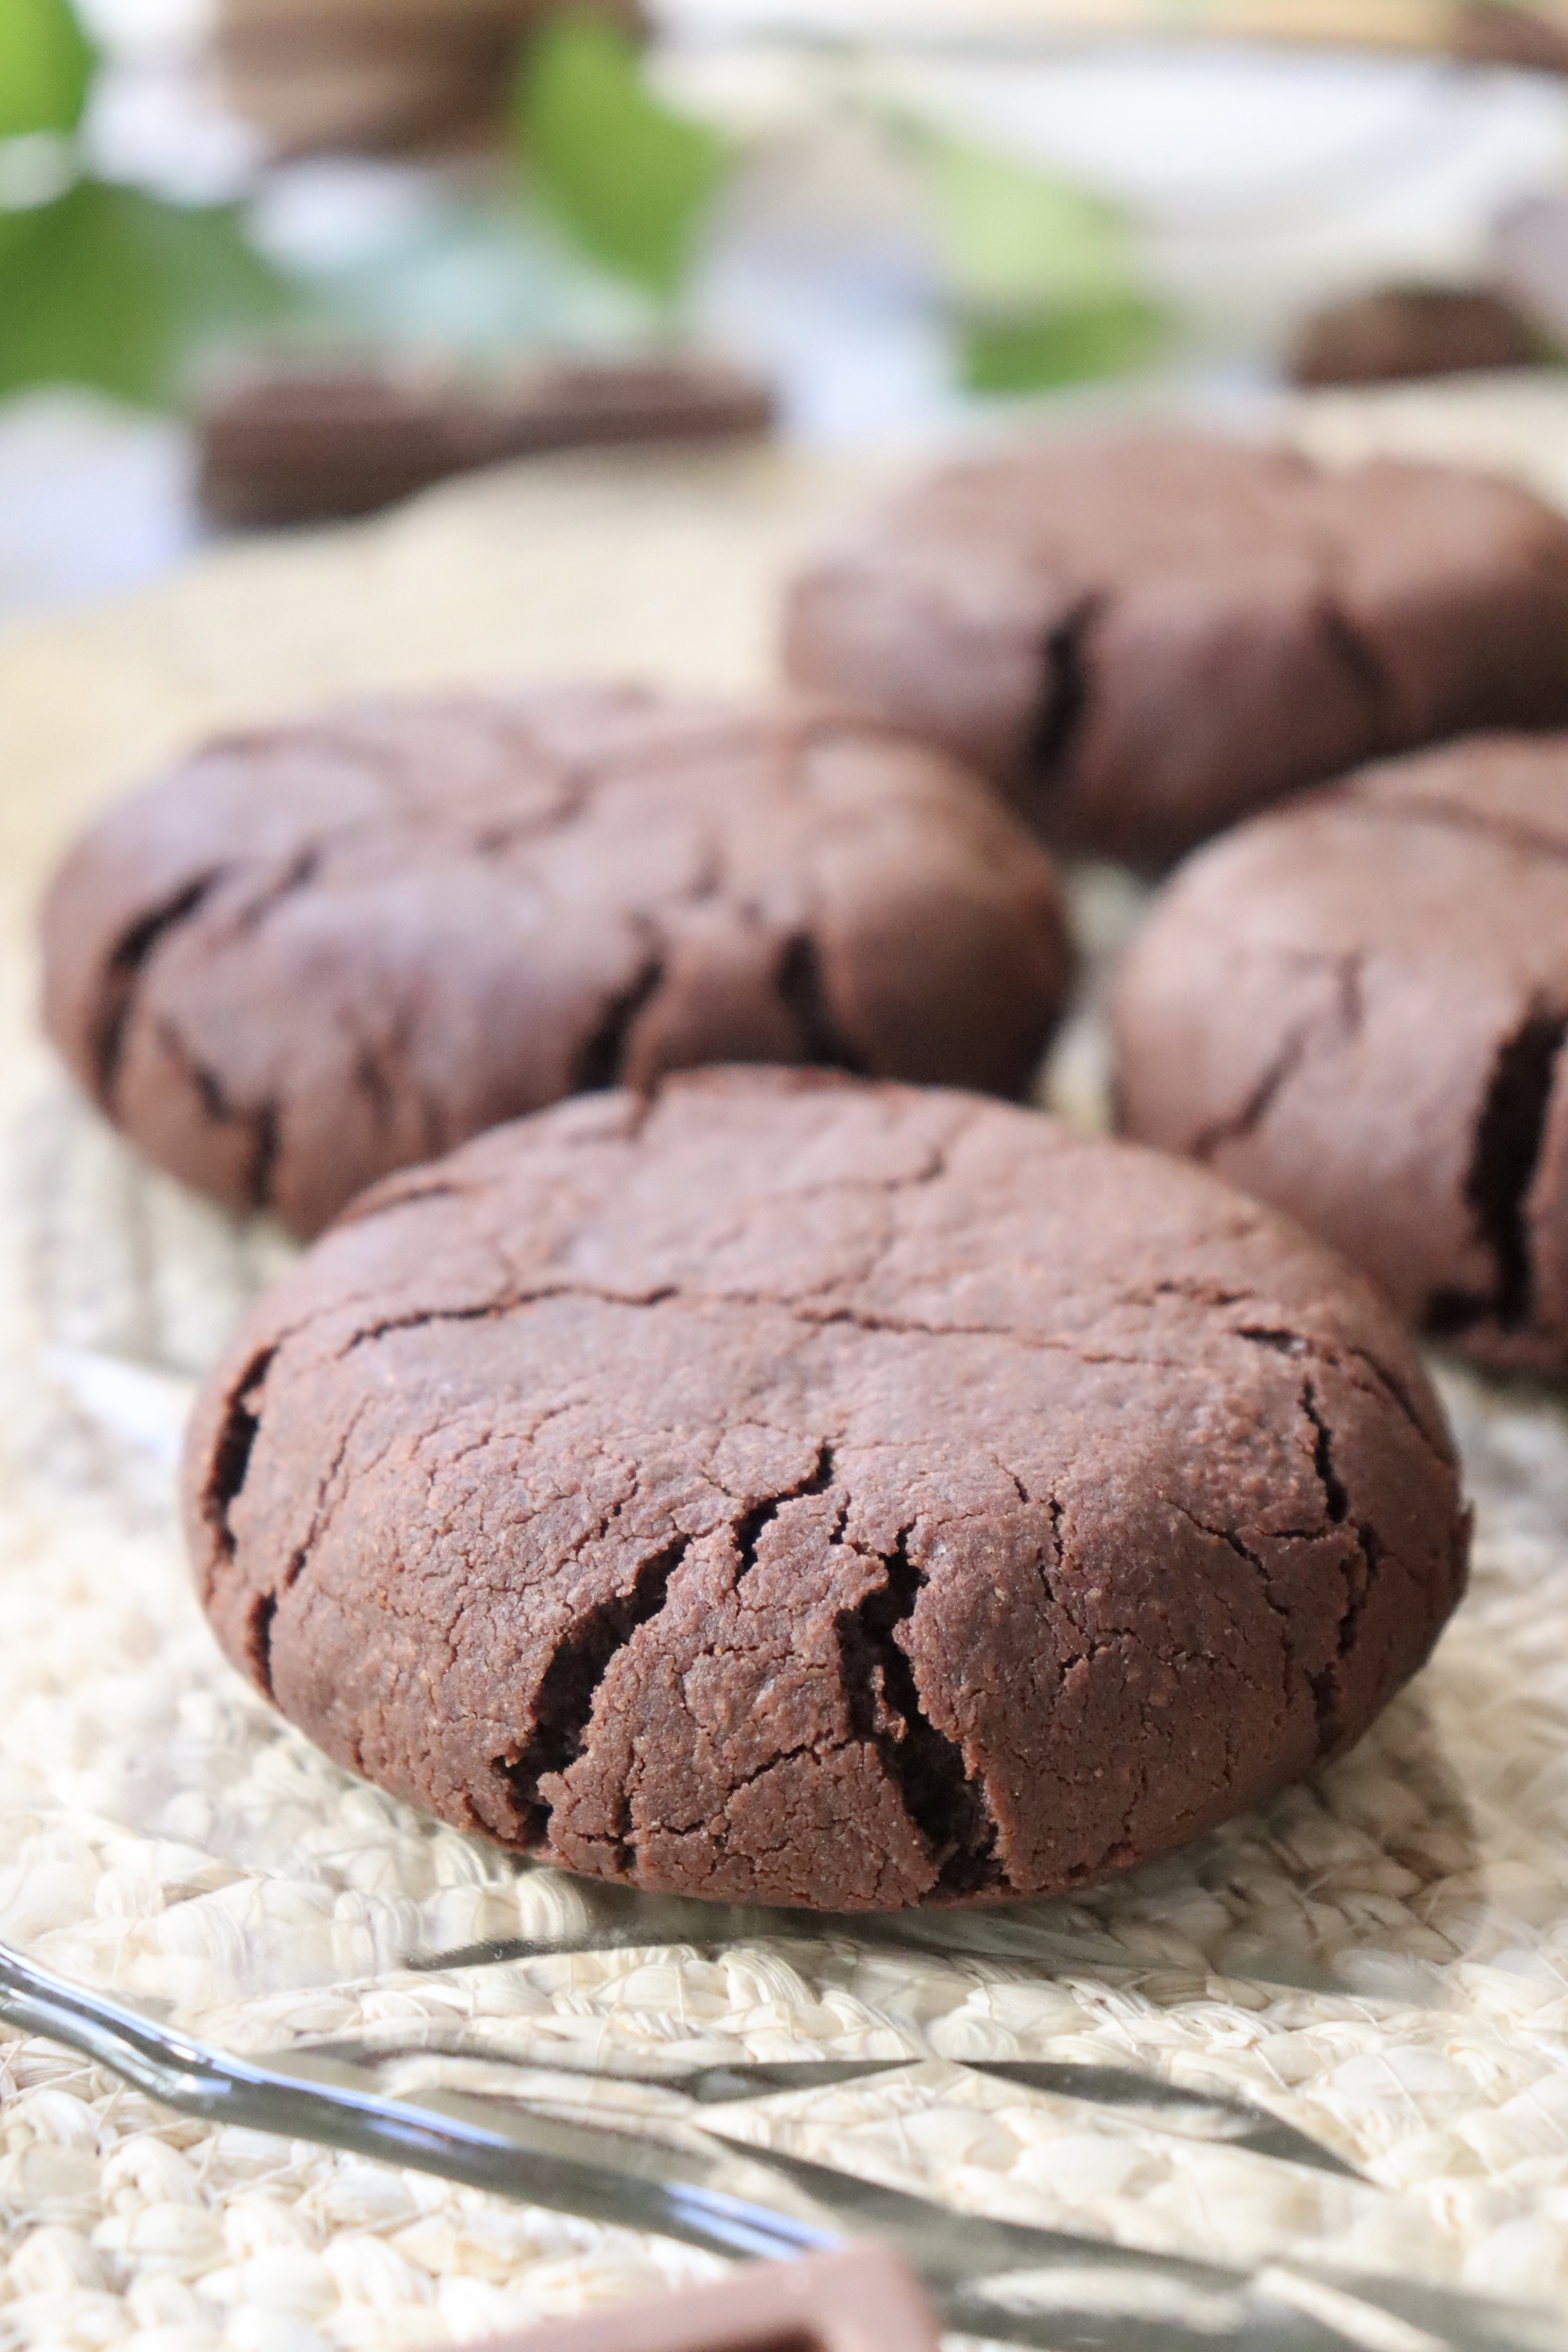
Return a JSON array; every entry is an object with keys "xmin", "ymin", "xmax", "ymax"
[
  {"xmin": 306, "ymin": 2042, "xmax": 1364, "ymax": 2181},
  {"xmin": 0, "ymin": 1937, "xmax": 1559, "ymax": 2352}
]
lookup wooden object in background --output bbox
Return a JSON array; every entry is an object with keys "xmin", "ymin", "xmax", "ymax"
[
  {"xmin": 570, "ymin": 0, "xmax": 1568, "ymax": 64},
  {"xmin": 211, "ymin": 0, "xmax": 1568, "ymax": 156}
]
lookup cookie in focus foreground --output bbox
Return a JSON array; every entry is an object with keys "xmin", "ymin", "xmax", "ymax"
[
  {"xmin": 182, "ymin": 1069, "xmax": 1469, "ymax": 1910},
  {"xmin": 783, "ymin": 430, "xmax": 1568, "ymax": 867},
  {"xmin": 1114, "ymin": 732, "xmax": 1568, "ymax": 1377},
  {"xmin": 41, "ymin": 685, "xmax": 1071, "ymax": 1239}
]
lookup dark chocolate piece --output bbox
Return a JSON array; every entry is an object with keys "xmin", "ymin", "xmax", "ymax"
[
  {"xmin": 783, "ymin": 429, "xmax": 1568, "ymax": 868},
  {"xmin": 41, "ymin": 684, "xmax": 1072, "ymax": 1238},
  {"xmin": 195, "ymin": 354, "xmax": 775, "ymax": 527},
  {"xmin": 1114, "ymin": 729, "xmax": 1568, "ymax": 1376},
  {"xmin": 183, "ymin": 1065, "xmax": 1469, "ymax": 1910}
]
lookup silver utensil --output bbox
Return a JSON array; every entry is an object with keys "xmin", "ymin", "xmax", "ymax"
[
  {"xmin": 308, "ymin": 2041, "xmax": 1364, "ymax": 2181},
  {"xmin": 0, "ymin": 1936, "xmax": 1556, "ymax": 2352}
]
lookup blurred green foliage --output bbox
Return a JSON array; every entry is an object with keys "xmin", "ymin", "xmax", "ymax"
[
  {"xmin": 923, "ymin": 132, "xmax": 1165, "ymax": 393},
  {"xmin": 0, "ymin": 0, "xmax": 94, "ymax": 139},
  {"xmin": 962, "ymin": 295, "xmax": 1165, "ymax": 393},
  {"xmin": 0, "ymin": 0, "xmax": 290, "ymax": 406},
  {"xmin": 515, "ymin": 15, "xmax": 729, "ymax": 298},
  {"xmin": 0, "ymin": 181, "xmax": 289, "ymax": 404},
  {"xmin": 929, "ymin": 138, "xmax": 1138, "ymax": 314},
  {"xmin": 0, "ymin": 0, "xmax": 1159, "ymax": 413}
]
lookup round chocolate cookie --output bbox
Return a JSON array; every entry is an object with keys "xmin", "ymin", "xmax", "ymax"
[
  {"xmin": 41, "ymin": 685, "xmax": 1071, "ymax": 1239},
  {"xmin": 783, "ymin": 430, "xmax": 1568, "ymax": 868},
  {"xmin": 1114, "ymin": 732, "xmax": 1568, "ymax": 1376},
  {"xmin": 184, "ymin": 1067, "xmax": 1468, "ymax": 1910},
  {"xmin": 1286, "ymin": 284, "xmax": 1541, "ymax": 388}
]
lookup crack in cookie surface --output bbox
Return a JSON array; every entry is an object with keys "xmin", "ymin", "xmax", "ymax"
[
  {"xmin": 94, "ymin": 868, "xmax": 227, "ymax": 1095},
  {"xmin": 1427, "ymin": 1001, "xmax": 1568, "ymax": 1339},
  {"xmin": 501, "ymin": 1531, "xmax": 694, "ymax": 1841}
]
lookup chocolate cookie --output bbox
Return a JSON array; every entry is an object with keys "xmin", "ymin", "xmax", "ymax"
[
  {"xmin": 1114, "ymin": 732, "xmax": 1568, "ymax": 1375},
  {"xmin": 783, "ymin": 430, "xmax": 1568, "ymax": 867},
  {"xmin": 195, "ymin": 355, "xmax": 775, "ymax": 527},
  {"xmin": 41, "ymin": 686, "xmax": 1071, "ymax": 1240},
  {"xmin": 183, "ymin": 1067, "xmax": 1468, "ymax": 1910},
  {"xmin": 1286, "ymin": 285, "xmax": 1541, "ymax": 388}
]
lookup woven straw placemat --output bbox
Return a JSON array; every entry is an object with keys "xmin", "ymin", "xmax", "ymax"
[{"xmin": 9, "ymin": 393, "xmax": 1568, "ymax": 2348}]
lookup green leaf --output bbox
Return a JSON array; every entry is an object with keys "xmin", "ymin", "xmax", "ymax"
[
  {"xmin": 0, "ymin": 0, "xmax": 96, "ymax": 139},
  {"xmin": 910, "ymin": 126, "xmax": 1164, "ymax": 392},
  {"xmin": 926, "ymin": 135, "xmax": 1141, "ymax": 315},
  {"xmin": 961, "ymin": 294, "xmax": 1167, "ymax": 396},
  {"xmin": 0, "ymin": 179, "xmax": 292, "ymax": 407},
  {"xmin": 515, "ymin": 13, "xmax": 728, "ymax": 297}
]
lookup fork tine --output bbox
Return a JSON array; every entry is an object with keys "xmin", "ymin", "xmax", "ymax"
[
  {"xmin": 304, "ymin": 2041, "xmax": 1362, "ymax": 2182},
  {"xmin": 967, "ymin": 2060, "xmax": 1364, "ymax": 2180}
]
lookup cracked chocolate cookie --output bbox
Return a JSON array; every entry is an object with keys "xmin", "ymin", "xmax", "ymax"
[
  {"xmin": 40, "ymin": 685, "xmax": 1072, "ymax": 1240},
  {"xmin": 783, "ymin": 430, "xmax": 1568, "ymax": 868},
  {"xmin": 184, "ymin": 1067, "xmax": 1469, "ymax": 1910},
  {"xmin": 1114, "ymin": 733, "xmax": 1568, "ymax": 1376}
]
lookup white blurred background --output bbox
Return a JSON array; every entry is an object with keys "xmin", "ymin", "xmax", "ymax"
[{"xmin": 8, "ymin": 0, "xmax": 1568, "ymax": 626}]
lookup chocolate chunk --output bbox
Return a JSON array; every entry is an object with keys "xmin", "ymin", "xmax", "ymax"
[
  {"xmin": 495, "ymin": 2245, "xmax": 940, "ymax": 2352},
  {"xmin": 195, "ymin": 355, "xmax": 775, "ymax": 527},
  {"xmin": 783, "ymin": 429, "xmax": 1568, "ymax": 868},
  {"xmin": 182, "ymin": 1066, "xmax": 1469, "ymax": 1910},
  {"xmin": 1286, "ymin": 284, "xmax": 1541, "ymax": 388},
  {"xmin": 41, "ymin": 685, "xmax": 1072, "ymax": 1238},
  {"xmin": 1113, "ymin": 730, "xmax": 1568, "ymax": 1376}
]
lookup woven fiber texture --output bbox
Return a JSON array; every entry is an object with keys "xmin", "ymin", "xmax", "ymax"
[{"xmin": 8, "ymin": 397, "xmax": 1568, "ymax": 2346}]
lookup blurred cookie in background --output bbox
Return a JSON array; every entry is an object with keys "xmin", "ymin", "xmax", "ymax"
[
  {"xmin": 214, "ymin": 0, "xmax": 643, "ymax": 157},
  {"xmin": 195, "ymin": 353, "xmax": 775, "ymax": 526},
  {"xmin": 1286, "ymin": 283, "xmax": 1545, "ymax": 387},
  {"xmin": 1452, "ymin": 1, "xmax": 1568, "ymax": 73},
  {"xmin": 785, "ymin": 430, "xmax": 1568, "ymax": 869}
]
